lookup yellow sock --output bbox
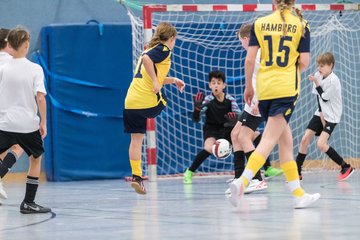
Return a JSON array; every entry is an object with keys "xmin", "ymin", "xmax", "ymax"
[
  {"xmin": 240, "ymin": 176, "xmax": 249, "ymax": 187},
  {"xmin": 281, "ymin": 160, "xmax": 304, "ymax": 197},
  {"xmin": 242, "ymin": 151, "xmax": 266, "ymax": 187},
  {"xmin": 130, "ymin": 159, "xmax": 142, "ymax": 177}
]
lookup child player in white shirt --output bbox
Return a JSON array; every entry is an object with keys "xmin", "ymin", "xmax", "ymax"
[{"xmin": 296, "ymin": 52, "xmax": 354, "ymax": 181}]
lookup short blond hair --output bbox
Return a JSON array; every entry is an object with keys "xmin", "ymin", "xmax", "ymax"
[
  {"xmin": 316, "ymin": 52, "xmax": 335, "ymax": 68},
  {"xmin": 237, "ymin": 23, "xmax": 252, "ymax": 38}
]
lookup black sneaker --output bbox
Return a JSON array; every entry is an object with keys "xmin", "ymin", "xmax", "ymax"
[
  {"xmin": 131, "ymin": 175, "xmax": 146, "ymax": 195},
  {"xmin": 20, "ymin": 201, "xmax": 51, "ymax": 214}
]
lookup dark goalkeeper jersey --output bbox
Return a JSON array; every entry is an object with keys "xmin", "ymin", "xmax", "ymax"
[{"xmin": 200, "ymin": 93, "xmax": 241, "ymax": 128}]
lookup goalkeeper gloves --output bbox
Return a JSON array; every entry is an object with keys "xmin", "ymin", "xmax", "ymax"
[
  {"xmin": 193, "ymin": 92, "xmax": 205, "ymax": 122},
  {"xmin": 224, "ymin": 112, "xmax": 238, "ymax": 128}
]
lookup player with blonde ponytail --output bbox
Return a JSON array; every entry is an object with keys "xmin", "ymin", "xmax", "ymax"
[
  {"xmin": 124, "ymin": 22, "xmax": 185, "ymax": 195},
  {"xmin": 229, "ymin": 0, "xmax": 320, "ymax": 209}
]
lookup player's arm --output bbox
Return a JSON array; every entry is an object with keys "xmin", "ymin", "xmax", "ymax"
[
  {"xmin": 34, "ymin": 66, "xmax": 47, "ymax": 139},
  {"xmin": 244, "ymin": 24, "xmax": 260, "ymax": 106},
  {"xmin": 315, "ymin": 79, "xmax": 338, "ymax": 102},
  {"xmin": 298, "ymin": 23, "xmax": 311, "ymax": 72},
  {"xmin": 245, "ymin": 47, "xmax": 258, "ymax": 90},
  {"xmin": 229, "ymin": 95, "xmax": 241, "ymax": 117},
  {"xmin": 142, "ymin": 54, "xmax": 160, "ymax": 94},
  {"xmin": 223, "ymin": 95, "xmax": 241, "ymax": 128},
  {"xmin": 142, "ymin": 45, "xmax": 172, "ymax": 93},
  {"xmin": 164, "ymin": 77, "xmax": 185, "ymax": 93},
  {"xmin": 36, "ymin": 92, "xmax": 47, "ymax": 139},
  {"xmin": 317, "ymin": 96, "xmax": 326, "ymax": 126},
  {"xmin": 298, "ymin": 53, "xmax": 310, "ymax": 72}
]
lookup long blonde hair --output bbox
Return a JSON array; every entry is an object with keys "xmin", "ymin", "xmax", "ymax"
[
  {"xmin": 148, "ymin": 22, "xmax": 177, "ymax": 48},
  {"xmin": 274, "ymin": 0, "xmax": 304, "ymax": 36}
]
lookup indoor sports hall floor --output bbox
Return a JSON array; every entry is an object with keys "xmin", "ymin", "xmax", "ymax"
[{"xmin": 0, "ymin": 171, "xmax": 359, "ymax": 240}]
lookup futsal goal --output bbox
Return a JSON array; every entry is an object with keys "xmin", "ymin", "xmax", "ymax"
[{"xmin": 122, "ymin": 2, "xmax": 360, "ymax": 180}]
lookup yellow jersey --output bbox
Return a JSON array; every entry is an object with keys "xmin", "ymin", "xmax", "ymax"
[
  {"xmin": 125, "ymin": 43, "xmax": 171, "ymax": 109},
  {"xmin": 249, "ymin": 9, "xmax": 310, "ymax": 100}
]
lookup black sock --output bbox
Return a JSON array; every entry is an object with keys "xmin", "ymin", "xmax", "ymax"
[
  {"xmin": 253, "ymin": 134, "xmax": 262, "ymax": 147},
  {"xmin": 233, "ymin": 151, "xmax": 245, "ymax": 178},
  {"xmin": 245, "ymin": 150, "xmax": 263, "ymax": 181},
  {"xmin": 189, "ymin": 150, "xmax": 211, "ymax": 172},
  {"xmin": 245, "ymin": 150, "xmax": 253, "ymax": 162},
  {"xmin": 263, "ymin": 158, "xmax": 271, "ymax": 170},
  {"xmin": 24, "ymin": 176, "xmax": 39, "ymax": 203},
  {"xmin": 326, "ymin": 147, "xmax": 349, "ymax": 169},
  {"xmin": 0, "ymin": 152, "xmax": 17, "ymax": 178},
  {"xmin": 296, "ymin": 153, "xmax": 307, "ymax": 174}
]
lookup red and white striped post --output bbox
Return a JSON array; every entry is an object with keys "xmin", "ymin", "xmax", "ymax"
[
  {"xmin": 146, "ymin": 118, "xmax": 157, "ymax": 182},
  {"xmin": 143, "ymin": 5, "xmax": 166, "ymax": 182}
]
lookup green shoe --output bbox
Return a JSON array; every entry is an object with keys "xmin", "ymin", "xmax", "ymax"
[
  {"xmin": 183, "ymin": 169, "xmax": 194, "ymax": 184},
  {"xmin": 264, "ymin": 166, "xmax": 283, "ymax": 178}
]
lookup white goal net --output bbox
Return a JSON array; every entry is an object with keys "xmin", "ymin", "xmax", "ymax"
[{"xmin": 126, "ymin": 4, "xmax": 360, "ymax": 177}]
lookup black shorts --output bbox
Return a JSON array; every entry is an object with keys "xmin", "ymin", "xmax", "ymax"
[
  {"xmin": 258, "ymin": 95, "xmax": 297, "ymax": 123},
  {"xmin": 307, "ymin": 115, "xmax": 337, "ymax": 136},
  {"xmin": 0, "ymin": 130, "xmax": 44, "ymax": 158},
  {"xmin": 203, "ymin": 125, "xmax": 232, "ymax": 144},
  {"xmin": 238, "ymin": 111, "xmax": 263, "ymax": 132},
  {"xmin": 123, "ymin": 102, "xmax": 166, "ymax": 134}
]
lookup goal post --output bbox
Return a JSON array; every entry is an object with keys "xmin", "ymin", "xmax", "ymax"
[{"xmin": 124, "ymin": 2, "xmax": 360, "ymax": 180}]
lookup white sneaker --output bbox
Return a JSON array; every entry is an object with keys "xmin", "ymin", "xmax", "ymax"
[
  {"xmin": 225, "ymin": 187, "xmax": 231, "ymax": 196},
  {"xmin": 226, "ymin": 178, "xmax": 235, "ymax": 183},
  {"xmin": 294, "ymin": 193, "xmax": 320, "ymax": 209},
  {"xmin": 228, "ymin": 178, "xmax": 245, "ymax": 207},
  {"xmin": 0, "ymin": 179, "xmax": 8, "ymax": 199},
  {"xmin": 244, "ymin": 179, "xmax": 268, "ymax": 194}
]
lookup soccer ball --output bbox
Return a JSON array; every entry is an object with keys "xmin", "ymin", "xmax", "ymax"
[{"xmin": 212, "ymin": 139, "xmax": 232, "ymax": 159}]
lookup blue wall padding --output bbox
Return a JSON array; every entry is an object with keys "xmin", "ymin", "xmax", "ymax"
[{"xmin": 40, "ymin": 23, "xmax": 132, "ymax": 181}]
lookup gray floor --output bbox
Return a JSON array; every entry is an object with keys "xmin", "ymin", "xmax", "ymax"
[{"xmin": 0, "ymin": 171, "xmax": 359, "ymax": 240}]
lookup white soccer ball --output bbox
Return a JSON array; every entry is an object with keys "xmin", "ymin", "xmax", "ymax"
[{"xmin": 212, "ymin": 139, "xmax": 232, "ymax": 159}]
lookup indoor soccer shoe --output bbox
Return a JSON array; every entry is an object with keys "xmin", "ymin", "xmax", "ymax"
[
  {"xmin": 0, "ymin": 179, "xmax": 8, "ymax": 199},
  {"xmin": 225, "ymin": 187, "xmax": 231, "ymax": 196},
  {"xmin": 338, "ymin": 166, "xmax": 354, "ymax": 181},
  {"xmin": 244, "ymin": 179, "xmax": 268, "ymax": 194},
  {"xmin": 228, "ymin": 178, "xmax": 245, "ymax": 207},
  {"xmin": 183, "ymin": 169, "xmax": 194, "ymax": 184},
  {"xmin": 131, "ymin": 175, "xmax": 146, "ymax": 195},
  {"xmin": 294, "ymin": 193, "xmax": 321, "ymax": 209},
  {"xmin": 20, "ymin": 201, "xmax": 51, "ymax": 214},
  {"xmin": 264, "ymin": 167, "xmax": 283, "ymax": 178},
  {"xmin": 226, "ymin": 177, "xmax": 235, "ymax": 184}
]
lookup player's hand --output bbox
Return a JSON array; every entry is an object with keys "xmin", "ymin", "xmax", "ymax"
[
  {"xmin": 308, "ymin": 74, "xmax": 316, "ymax": 82},
  {"xmin": 224, "ymin": 112, "xmax": 238, "ymax": 128},
  {"xmin": 153, "ymin": 81, "xmax": 161, "ymax": 94},
  {"xmin": 309, "ymin": 74, "xmax": 321, "ymax": 86},
  {"xmin": 193, "ymin": 92, "xmax": 205, "ymax": 111},
  {"xmin": 244, "ymin": 87, "xmax": 254, "ymax": 106},
  {"xmin": 39, "ymin": 121, "xmax": 47, "ymax": 139},
  {"xmin": 251, "ymin": 101, "xmax": 260, "ymax": 115},
  {"xmin": 174, "ymin": 78, "xmax": 185, "ymax": 93}
]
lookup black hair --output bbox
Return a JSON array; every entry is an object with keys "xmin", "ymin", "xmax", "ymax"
[{"xmin": 208, "ymin": 70, "xmax": 226, "ymax": 83}]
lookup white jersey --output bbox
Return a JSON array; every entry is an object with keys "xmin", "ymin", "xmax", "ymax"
[
  {"xmin": 0, "ymin": 58, "xmax": 47, "ymax": 133},
  {"xmin": 0, "ymin": 51, "xmax": 12, "ymax": 67},
  {"xmin": 244, "ymin": 49, "xmax": 261, "ymax": 117},
  {"xmin": 312, "ymin": 71, "xmax": 342, "ymax": 123}
]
